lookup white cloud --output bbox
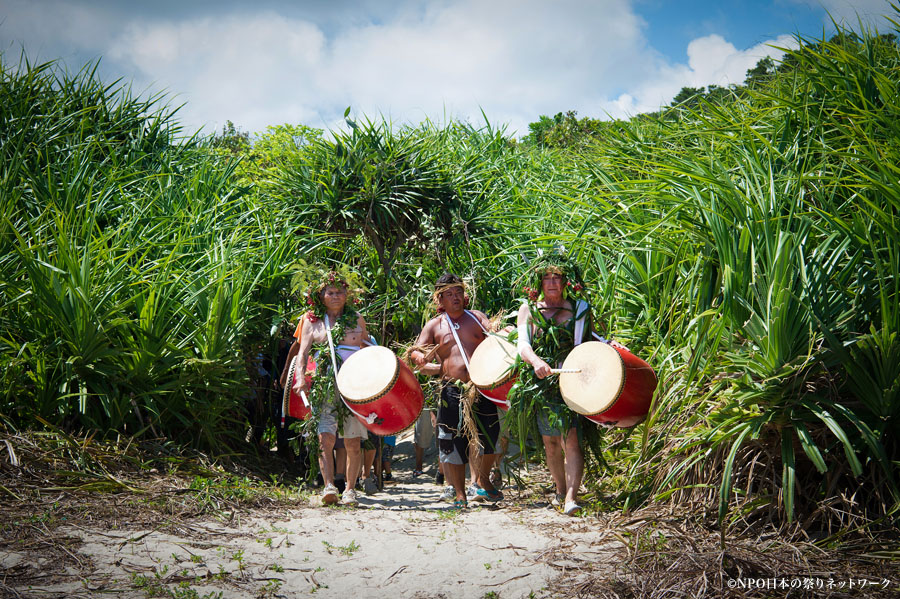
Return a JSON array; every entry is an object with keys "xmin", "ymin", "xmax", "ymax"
[
  {"xmin": 91, "ymin": 0, "xmax": 651, "ymax": 136},
  {"xmin": 3, "ymin": 0, "xmax": 875, "ymax": 138},
  {"xmin": 303, "ymin": 0, "xmax": 648, "ymax": 135},
  {"xmin": 105, "ymin": 12, "xmax": 327, "ymax": 131},
  {"xmin": 685, "ymin": 33, "xmax": 797, "ymax": 87},
  {"xmin": 599, "ymin": 33, "xmax": 798, "ymax": 118}
]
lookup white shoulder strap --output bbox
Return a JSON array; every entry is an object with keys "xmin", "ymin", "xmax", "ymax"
[
  {"xmin": 323, "ymin": 315, "xmax": 342, "ymax": 377},
  {"xmin": 573, "ymin": 300, "xmax": 589, "ymax": 346},
  {"xmin": 444, "ymin": 313, "xmax": 472, "ymax": 371},
  {"xmin": 464, "ymin": 310, "xmax": 489, "ymax": 333},
  {"xmin": 325, "ymin": 314, "xmax": 378, "ymax": 425}
]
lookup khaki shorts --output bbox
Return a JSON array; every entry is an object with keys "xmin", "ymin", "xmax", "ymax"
[
  {"xmin": 317, "ymin": 400, "xmax": 368, "ymax": 439},
  {"xmin": 413, "ymin": 409, "xmax": 434, "ymax": 449}
]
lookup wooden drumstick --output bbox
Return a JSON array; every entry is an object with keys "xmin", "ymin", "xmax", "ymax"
[
  {"xmin": 421, "ymin": 344, "xmax": 441, "ymax": 363},
  {"xmin": 550, "ymin": 368, "xmax": 581, "ymax": 374},
  {"xmin": 408, "ymin": 344, "xmax": 440, "ymax": 373}
]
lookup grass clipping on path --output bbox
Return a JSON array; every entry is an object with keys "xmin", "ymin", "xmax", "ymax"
[
  {"xmin": 0, "ymin": 428, "xmax": 305, "ymax": 528},
  {"xmin": 538, "ymin": 503, "xmax": 899, "ymax": 598},
  {"xmin": 1, "ymin": 429, "xmax": 898, "ymax": 598}
]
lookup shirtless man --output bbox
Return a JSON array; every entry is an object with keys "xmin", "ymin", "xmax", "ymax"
[
  {"xmin": 411, "ymin": 274, "xmax": 502, "ymax": 507},
  {"xmin": 280, "ymin": 273, "xmax": 370, "ymax": 506}
]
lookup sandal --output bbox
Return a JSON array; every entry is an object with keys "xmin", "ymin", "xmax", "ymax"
[
  {"xmin": 451, "ymin": 499, "xmax": 468, "ymax": 509},
  {"xmin": 475, "ymin": 487, "xmax": 504, "ymax": 502}
]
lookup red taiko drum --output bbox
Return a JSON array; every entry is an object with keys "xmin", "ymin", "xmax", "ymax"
[
  {"xmin": 559, "ymin": 341, "xmax": 657, "ymax": 428},
  {"xmin": 282, "ymin": 355, "xmax": 315, "ymax": 421},
  {"xmin": 336, "ymin": 346, "xmax": 424, "ymax": 435},
  {"xmin": 468, "ymin": 334, "xmax": 517, "ymax": 410}
]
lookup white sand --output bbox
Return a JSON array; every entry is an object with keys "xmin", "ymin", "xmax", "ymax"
[{"xmin": 8, "ymin": 433, "xmax": 623, "ymax": 598}]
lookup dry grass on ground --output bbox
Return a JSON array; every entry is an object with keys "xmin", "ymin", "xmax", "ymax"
[{"xmin": 1, "ymin": 429, "xmax": 897, "ymax": 598}]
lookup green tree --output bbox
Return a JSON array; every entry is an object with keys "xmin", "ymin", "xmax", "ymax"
[
  {"xmin": 523, "ymin": 110, "xmax": 607, "ymax": 148},
  {"xmin": 251, "ymin": 123, "xmax": 322, "ymax": 172},
  {"xmin": 670, "ymin": 86, "xmax": 705, "ymax": 108},
  {"xmin": 211, "ymin": 120, "xmax": 251, "ymax": 155},
  {"xmin": 275, "ymin": 115, "xmax": 504, "ymax": 338},
  {"xmin": 745, "ymin": 56, "xmax": 776, "ymax": 88}
]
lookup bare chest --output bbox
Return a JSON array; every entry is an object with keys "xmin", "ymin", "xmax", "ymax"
[
  {"xmin": 308, "ymin": 318, "xmax": 364, "ymax": 346},
  {"xmin": 535, "ymin": 303, "xmax": 574, "ymax": 329},
  {"xmin": 434, "ymin": 315, "xmax": 484, "ymax": 354}
]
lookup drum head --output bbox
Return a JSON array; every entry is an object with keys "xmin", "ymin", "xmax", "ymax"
[
  {"xmin": 559, "ymin": 341, "xmax": 625, "ymax": 415},
  {"xmin": 469, "ymin": 334, "xmax": 517, "ymax": 388},
  {"xmin": 337, "ymin": 345, "xmax": 399, "ymax": 402}
]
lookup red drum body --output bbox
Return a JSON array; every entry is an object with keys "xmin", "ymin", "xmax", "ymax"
[
  {"xmin": 336, "ymin": 346, "xmax": 424, "ymax": 436},
  {"xmin": 468, "ymin": 334, "xmax": 517, "ymax": 410},
  {"xmin": 559, "ymin": 341, "xmax": 657, "ymax": 428},
  {"xmin": 282, "ymin": 356, "xmax": 315, "ymax": 421}
]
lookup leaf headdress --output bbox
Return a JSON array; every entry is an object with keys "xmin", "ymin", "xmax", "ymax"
[
  {"xmin": 518, "ymin": 249, "xmax": 586, "ymax": 302},
  {"xmin": 288, "ymin": 260, "xmax": 366, "ymax": 321}
]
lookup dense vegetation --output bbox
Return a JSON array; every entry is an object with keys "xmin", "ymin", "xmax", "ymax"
[{"xmin": 2, "ymin": 18, "xmax": 898, "ymax": 536}]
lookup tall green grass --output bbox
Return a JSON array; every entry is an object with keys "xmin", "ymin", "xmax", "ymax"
[
  {"xmin": 518, "ymin": 22, "xmax": 900, "ymax": 526},
  {"xmin": 0, "ymin": 56, "xmax": 300, "ymax": 449},
  {"xmin": 3, "ymin": 17, "xmax": 898, "ymax": 529}
]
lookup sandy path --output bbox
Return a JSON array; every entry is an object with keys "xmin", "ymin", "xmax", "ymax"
[{"xmin": 4, "ymin": 432, "xmax": 623, "ymax": 599}]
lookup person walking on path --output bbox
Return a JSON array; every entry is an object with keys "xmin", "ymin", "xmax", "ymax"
[
  {"xmin": 514, "ymin": 253, "xmax": 625, "ymax": 516},
  {"xmin": 280, "ymin": 266, "xmax": 371, "ymax": 506},
  {"xmin": 410, "ymin": 274, "xmax": 503, "ymax": 508}
]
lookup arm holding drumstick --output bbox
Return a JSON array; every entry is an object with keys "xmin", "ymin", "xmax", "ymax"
[
  {"xmin": 409, "ymin": 319, "xmax": 449, "ymax": 377},
  {"xmin": 516, "ymin": 302, "xmax": 554, "ymax": 379},
  {"xmin": 409, "ymin": 343, "xmax": 442, "ymax": 376}
]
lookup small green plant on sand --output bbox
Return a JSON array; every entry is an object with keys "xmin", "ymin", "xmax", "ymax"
[{"xmin": 322, "ymin": 540, "xmax": 360, "ymax": 556}]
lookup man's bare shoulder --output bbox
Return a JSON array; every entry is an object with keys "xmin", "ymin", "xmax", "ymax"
[
  {"xmin": 419, "ymin": 314, "xmax": 446, "ymax": 338},
  {"xmin": 300, "ymin": 315, "xmax": 327, "ymax": 340},
  {"xmin": 423, "ymin": 314, "xmax": 444, "ymax": 330},
  {"xmin": 467, "ymin": 309, "xmax": 491, "ymax": 328}
]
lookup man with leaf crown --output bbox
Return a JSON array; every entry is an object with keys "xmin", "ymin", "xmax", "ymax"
[
  {"xmin": 279, "ymin": 262, "xmax": 371, "ymax": 506},
  {"xmin": 513, "ymin": 249, "xmax": 625, "ymax": 516}
]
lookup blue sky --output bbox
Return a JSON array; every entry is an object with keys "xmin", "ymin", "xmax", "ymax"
[
  {"xmin": 639, "ymin": 0, "xmax": 833, "ymax": 61},
  {"xmin": 1, "ymin": 0, "xmax": 895, "ymax": 138}
]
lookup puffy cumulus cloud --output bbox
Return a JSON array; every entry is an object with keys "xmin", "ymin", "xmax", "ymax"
[
  {"xmin": 597, "ymin": 33, "xmax": 798, "ymax": 119},
  {"xmin": 684, "ymin": 34, "xmax": 797, "ymax": 87},
  {"xmin": 1, "ymin": 0, "xmax": 855, "ymax": 137},
  {"xmin": 68, "ymin": 0, "xmax": 652, "ymax": 136},
  {"xmin": 106, "ymin": 12, "xmax": 327, "ymax": 132},
  {"xmin": 322, "ymin": 0, "xmax": 648, "ymax": 136}
]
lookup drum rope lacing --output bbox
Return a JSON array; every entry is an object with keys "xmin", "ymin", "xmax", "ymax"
[
  {"xmin": 280, "ymin": 317, "xmax": 311, "ymax": 429},
  {"xmin": 281, "ymin": 357, "xmax": 311, "ymax": 416}
]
